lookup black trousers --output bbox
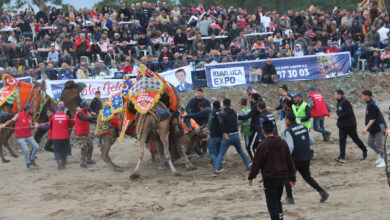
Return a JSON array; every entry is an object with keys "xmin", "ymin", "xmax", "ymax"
[
  {"xmin": 285, "ymin": 160, "xmax": 324, "ymax": 199},
  {"xmin": 264, "ymin": 178, "xmax": 287, "ymax": 220},
  {"xmin": 339, "ymin": 126, "xmax": 367, "ymax": 158},
  {"xmin": 44, "ymin": 139, "xmax": 54, "ymax": 152},
  {"xmin": 248, "ymin": 132, "xmax": 260, "ymax": 161},
  {"xmin": 53, "ymin": 139, "xmax": 70, "ymax": 166}
]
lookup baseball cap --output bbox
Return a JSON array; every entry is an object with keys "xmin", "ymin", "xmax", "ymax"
[
  {"xmin": 245, "ymin": 86, "xmax": 252, "ymax": 91},
  {"xmin": 307, "ymin": 86, "xmax": 315, "ymax": 91},
  {"xmin": 294, "ymin": 92, "xmax": 303, "ymax": 98},
  {"xmin": 24, "ymin": 104, "xmax": 32, "ymax": 110},
  {"xmin": 80, "ymin": 101, "xmax": 89, "ymax": 107}
]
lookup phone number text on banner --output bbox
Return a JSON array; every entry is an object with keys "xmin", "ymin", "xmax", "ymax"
[{"xmin": 204, "ymin": 52, "xmax": 351, "ymax": 88}]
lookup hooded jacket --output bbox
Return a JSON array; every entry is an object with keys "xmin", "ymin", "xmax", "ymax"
[{"xmin": 248, "ymin": 135, "xmax": 296, "ymax": 181}]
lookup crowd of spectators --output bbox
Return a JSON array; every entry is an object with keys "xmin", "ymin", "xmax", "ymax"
[{"xmin": 0, "ymin": 2, "xmax": 389, "ymax": 80}]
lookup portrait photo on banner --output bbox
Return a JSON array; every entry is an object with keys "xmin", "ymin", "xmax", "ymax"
[{"xmin": 160, "ymin": 66, "xmax": 193, "ymax": 92}]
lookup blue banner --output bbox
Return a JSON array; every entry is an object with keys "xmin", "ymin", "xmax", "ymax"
[{"xmin": 204, "ymin": 52, "xmax": 351, "ymax": 88}]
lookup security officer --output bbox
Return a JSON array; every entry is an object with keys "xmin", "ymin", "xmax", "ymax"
[
  {"xmin": 334, "ymin": 89, "xmax": 368, "ymax": 163},
  {"xmin": 292, "ymin": 92, "xmax": 311, "ymax": 129},
  {"xmin": 284, "ymin": 112, "xmax": 329, "ymax": 204},
  {"xmin": 74, "ymin": 101, "xmax": 96, "ymax": 168}
]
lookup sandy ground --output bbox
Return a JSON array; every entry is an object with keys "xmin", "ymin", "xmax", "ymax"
[{"xmin": 1, "ymin": 102, "xmax": 390, "ymax": 220}]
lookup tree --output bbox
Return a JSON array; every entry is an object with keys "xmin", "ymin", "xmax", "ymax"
[
  {"xmin": 0, "ymin": 0, "xmax": 12, "ymax": 12},
  {"xmin": 12, "ymin": 0, "xmax": 63, "ymax": 15}
]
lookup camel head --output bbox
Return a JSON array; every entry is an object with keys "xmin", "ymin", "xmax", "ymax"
[{"xmin": 60, "ymin": 81, "xmax": 85, "ymax": 118}]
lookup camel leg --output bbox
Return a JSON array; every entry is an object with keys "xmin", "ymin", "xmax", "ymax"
[
  {"xmin": 158, "ymin": 122, "xmax": 181, "ymax": 176},
  {"xmin": 156, "ymin": 138, "xmax": 167, "ymax": 171},
  {"xmin": 129, "ymin": 141, "xmax": 145, "ymax": 180},
  {"xmin": 0, "ymin": 143, "xmax": 10, "ymax": 163},
  {"xmin": 130, "ymin": 122, "xmax": 150, "ymax": 180},
  {"xmin": 101, "ymin": 133, "xmax": 123, "ymax": 172},
  {"xmin": 181, "ymin": 144, "xmax": 197, "ymax": 171},
  {"xmin": 4, "ymin": 130, "xmax": 17, "ymax": 158}
]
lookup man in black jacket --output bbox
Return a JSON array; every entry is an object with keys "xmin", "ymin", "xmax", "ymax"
[
  {"xmin": 334, "ymin": 89, "xmax": 367, "ymax": 163},
  {"xmin": 185, "ymin": 88, "xmax": 210, "ymax": 157},
  {"xmin": 262, "ymin": 58, "xmax": 278, "ymax": 84},
  {"xmin": 248, "ymin": 120, "xmax": 296, "ymax": 220},
  {"xmin": 284, "ymin": 112, "xmax": 329, "ymax": 204},
  {"xmin": 213, "ymin": 99, "xmax": 250, "ymax": 177},
  {"xmin": 361, "ymin": 90, "xmax": 387, "ymax": 168},
  {"xmin": 90, "ymin": 91, "xmax": 102, "ymax": 115},
  {"xmin": 238, "ymin": 93, "xmax": 262, "ymax": 161}
]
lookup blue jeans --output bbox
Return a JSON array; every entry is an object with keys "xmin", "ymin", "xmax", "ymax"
[
  {"xmin": 208, "ymin": 137, "xmax": 221, "ymax": 164},
  {"xmin": 214, "ymin": 133, "xmax": 249, "ymax": 171},
  {"xmin": 16, "ymin": 136, "xmax": 39, "ymax": 165},
  {"xmin": 370, "ymin": 66, "xmax": 384, "ymax": 72},
  {"xmin": 0, "ymin": 57, "xmax": 4, "ymax": 67},
  {"xmin": 313, "ymin": 116, "xmax": 327, "ymax": 136}
]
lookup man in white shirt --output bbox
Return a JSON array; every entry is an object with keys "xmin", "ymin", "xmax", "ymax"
[
  {"xmin": 261, "ymin": 12, "xmax": 271, "ymax": 31},
  {"xmin": 377, "ymin": 23, "xmax": 389, "ymax": 43},
  {"xmin": 47, "ymin": 45, "xmax": 59, "ymax": 67}
]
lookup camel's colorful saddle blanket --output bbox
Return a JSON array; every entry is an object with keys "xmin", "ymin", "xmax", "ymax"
[
  {"xmin": 100, "ymin": 94, "xmax": 124, "ymax": 122},
  {"xmin": 0, "ymin": 74, "xmax": 20, "ymax": 107},
  {"xmin": 134, "ymin": 101, "xmax": 171, "ymax": 140},
  {"xmin": 130, "ymin": 77, "xmax": 165, "ymax": 115},
  {"xmin": 96, "ymin": 114, "xmax": 116, "ymax": 135}
]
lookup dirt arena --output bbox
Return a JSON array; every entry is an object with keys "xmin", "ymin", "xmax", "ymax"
[{"xmin": 1, "ymin": 91, "xmax": 390, "ymax": 219}]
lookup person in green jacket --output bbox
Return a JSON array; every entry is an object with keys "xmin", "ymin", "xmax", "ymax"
[
  {"xmin": 238, "ymin": 98, "xmax": 253, "ymax": 160},
  {"xmin": 292, "ymin": 92, "xmax": 311, "ymax": 129}
]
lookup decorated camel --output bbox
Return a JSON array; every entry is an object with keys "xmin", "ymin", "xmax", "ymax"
[
  {"xmin": 0, "ymin": 76, "xmax": 84, "ymax": 163},
  {"xmin": 97, "ymin": 65, "xmax": 205, "ymax": 178}
]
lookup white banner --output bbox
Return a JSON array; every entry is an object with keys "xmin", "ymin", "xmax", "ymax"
[
  {"xmin": 45, "ymin": 66, "xmax": 194, "ymax": 100},
  {"xmin": 45, "ymin": 79, "xmax": 125, "ymax": 100},
  {"xmin": 159, "ymin": 66, "xmax": 193, "ymax": 92},
  {"xmin": 207, "ymin": 66, "xmax": 247, "ymax": 88}
]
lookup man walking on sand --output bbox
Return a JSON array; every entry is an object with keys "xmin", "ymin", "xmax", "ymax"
[
  {"xmin": 307, "ymin": 87, "xmax": 331, "ymax": 142},
  {"xmin": 284, "ymin": 112, "xmax": 329, "ymax": 204},
  {"xmin": 248, "ymin": 121, "xmax": 296, "ymax": 220},
  {"xmin": 334, "ymin": 89, "xmax": 368, "ymax": 163},
  {"xmin": 361, "ymin": 90, "xmax": 387, "ymax": 168}
]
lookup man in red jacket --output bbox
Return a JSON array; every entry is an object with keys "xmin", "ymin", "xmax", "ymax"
[
  {"xmin": 74, "ymin": 101, "xmax": 96, "ymax": 168},
  {"xmin": 75, "ymin": 33, "xmax": 92, "ymax": 64},
  {"xmin": 248, "ymin": 121, "xmax": 296, "ymax": 220},
  {"xmin": 308, "ymin": 87, "xmax": 331, "ymax": 142},
  {"xmin": 50, "ymin": 106, "xmax": 74, "ymax": 169},
  {"xmin": 2, "ymin": 104, "xmax": 39, "ymax": 170}
]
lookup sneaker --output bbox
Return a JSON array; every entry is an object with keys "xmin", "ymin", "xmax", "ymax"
[
  {"xmin": 80, "ymin": 164, "xmax": 87, "ymax": 168},
  {"xmin": 222, "ymin": 160, "xmax": 226, "ymax": 165},
  {"xmin": 335, "ymin": 157, "xmax": 346, "ymax": 163},
  {"xmin": 215, "ymin": 168, "xmax": 224, "ymax": 174},
  {"xmin": 30, "ymin": 160, "xmax": 38, "ymax": 167},
  {"xmin": 26, "ymin": 163, "xmax": 30, "ymax": 170},
  {"xmin": 376, "ymin": 159, "xmax": 386, "ymax": 168},
  {"xmin": 212, "ymin": 172, "xmax": 218, "ymax": 177},
  {"xmin": 86, "ymin": 160, "xmax": 96, "ymax": 165},
  {"xmin": 375, "ymin": 155, "xmax": 382, "ymax": 165},
  {"xmin": 320, "ymin": 191, "xmax": 329, "ymax": 203},
  {"xmin": 285, "ymin": 196, "xmax": 295, "ymax": 204}
]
